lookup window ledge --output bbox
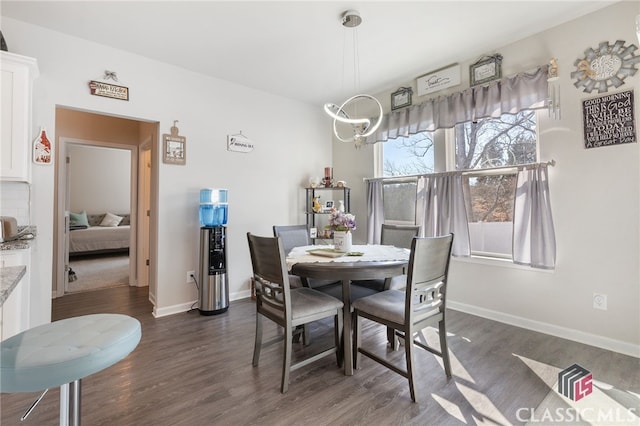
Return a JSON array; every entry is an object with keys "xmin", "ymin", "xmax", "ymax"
[{"xmin": 452, "ymin": 255, "xmax": 555, "ymax": 273}]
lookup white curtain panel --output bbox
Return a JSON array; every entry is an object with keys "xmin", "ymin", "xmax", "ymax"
[
  {"xmin": 512, "ymin": 164, "xmax": 556, "ymax": 269},
  {"xmin": 416, "ymin": 173, "xmax": 470, "ymax": 257},
  {"xmin": 366, "ymin": 66, "xmax": 549, "ymax": 144},
  {"xmin": 366, "ymin": 180, "xmax": 384, "ymax": 244}
]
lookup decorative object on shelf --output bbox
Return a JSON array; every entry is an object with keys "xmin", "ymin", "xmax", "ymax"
[
  {"xmin": 416, "ymin": 63, "xmax": 461, "ymax": 96},
  {"xmin": 547, "ymin": 58, "xmax": 561, "ymax": 120},
  {"xmin": 338, "ymin": 200, "xmax": 345, "ymax": 213},
  {"xmin": 571, "ymin": 40, "xmax": 639, "ymax": 93},
  {"xmin": 309, "ymin": 176, "xmax": 321, "ymax": 188},
  {"xmin": 33, "ymin": 127, "xmax": 51, "ymax": 164},
  {"xmin": 163, "ymin": 120, "xmax": 186, "ymax": 165},
  {"xmin": 323, "ymin": 10, "xmax": 383, "ymax": 147},
  {"xmin": 312, "ymin": 196, "xmax": 322, "ymax": 213},
  {"xmin": 391, "ymin": 87, "xmax": 412, "ymax": 110},
  {"xmin": 227, "ymin": 131, "xmax": 254, "ymax": 153},
  {"xmin": 323, "ymin": 200, "xmax": 334, "ymax": 211},
  {"xmin": 582, "ymin": 89, "xmax": 635, "ymax": 149},
  {"xmin": 336, "ymin": 180, "xmax": 346, "ymax": 188},
  {"xmin": 470, "ymin": 54, "xmax": 503, "ymax": 86},
  {"xmin": 323, "ymin": 166, "xmax": 333, "ymax": 187},
  {"xmin": 88, "ymin": 70, "xmax": 129, "ymax": 101}
]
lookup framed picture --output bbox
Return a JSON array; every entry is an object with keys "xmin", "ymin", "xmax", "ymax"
[
  {"xmin": 470, "ymin": 55, "xmax": 502, "ymax": 86},
  {"xmin": 391, "ymin": 87, "xmax": 412, "ymax": 110},
  {"xmin": 163, "ymin": 134, "xmax": 186, "ymax": 165},
  {"xmin": 324, "ymin": 200, "xmax": 334, "ymax": 211}
]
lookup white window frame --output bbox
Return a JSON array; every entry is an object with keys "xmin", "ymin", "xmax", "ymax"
[{"xmin": 375, "ymin": 111, "xmax": 542, "ymax": 262}]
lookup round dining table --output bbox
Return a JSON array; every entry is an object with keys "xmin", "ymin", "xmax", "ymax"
[{"xmin": 288, "ymin": 244, "xmax": 409, "ymax": 376}]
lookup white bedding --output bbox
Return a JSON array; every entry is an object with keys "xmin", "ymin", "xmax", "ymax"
[{"xmin": 69, "ymin": 225, "xmax": 130, "ymax": 254}]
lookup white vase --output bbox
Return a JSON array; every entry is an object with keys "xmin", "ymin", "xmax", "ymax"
[{"xmin": 333, "ymin": 230, "xmax": 352, "ymax": 252}]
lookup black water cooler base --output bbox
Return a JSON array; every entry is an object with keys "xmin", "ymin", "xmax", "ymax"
[{"xmin": 198, "ymin": 307, "xmax": 228, "ymax": 316}]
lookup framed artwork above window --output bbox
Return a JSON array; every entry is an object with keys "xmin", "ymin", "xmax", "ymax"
[
  {"xmin": 470, "ymin": 54, "xmax": 503, "ymax": 86},
  {"xmin": 391, "ymin": 87, "xmax": 413, "ymax": 110}
]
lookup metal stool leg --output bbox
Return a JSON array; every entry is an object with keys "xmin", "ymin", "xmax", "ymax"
[
  {"xmin": 60, "ymin": 383, "xmax": 69, "ymax": 426},
  {"xmin": 59, "ymin": 379, "xmax": 81, "ymax": 426},
  {"xmin": 69, "ymin": 379, "xmax": 81, "ymax": 426}
]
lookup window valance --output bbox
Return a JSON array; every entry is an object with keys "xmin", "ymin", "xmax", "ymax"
[{"xmin": 365, "ymin": 65, "xmax": 549, "ymax": 144}]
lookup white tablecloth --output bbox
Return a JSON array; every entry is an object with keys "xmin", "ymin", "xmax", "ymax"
[{"xmin": 286, "ymin": 244, "xmax": 410, "ymax": 271}]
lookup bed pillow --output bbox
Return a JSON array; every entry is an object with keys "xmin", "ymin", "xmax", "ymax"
[
  {"xmin": 69, "ymin": 210, "xmax": 89, "ymax": 230},
  {"xmin": 99, "ymin": 212, "xmax": 124, "ymax": 227}
]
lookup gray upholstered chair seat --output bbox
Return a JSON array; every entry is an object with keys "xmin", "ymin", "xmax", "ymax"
[{"xmin": 259, "ymin": 287, "xmax": 344, "ymax": 322}]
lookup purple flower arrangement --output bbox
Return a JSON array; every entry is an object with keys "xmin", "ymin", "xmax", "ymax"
[{"xmin": 326, "ymin": 209, "xmax": 356, "ymax": 232}]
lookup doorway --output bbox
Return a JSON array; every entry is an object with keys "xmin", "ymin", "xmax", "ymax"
[
  {"xmin": 65, "ymin": 143, "xmax": 134, "ymax": 293},
  {"xmin": 53, "ymin": 107, "xmax": 159, "ymax": 309}
]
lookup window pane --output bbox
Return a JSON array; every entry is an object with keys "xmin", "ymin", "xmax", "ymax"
[
  {"xmin": 455, "ymin": 111, "xmax": 537, "ymax": 170},
  {"xmin": 463, "ymin": 175, "xmax": 515, "ymax": 255},
  {"xmin": 382, "ymin": 132, "xmax": 435, "ymax": 177},
  {"xmin": 456, "ymin": 111, "xmax": 537, "ymax": 257},
  {"xmin": 383, "ymin": 182, "xmax": 416, "ymax": 223}
]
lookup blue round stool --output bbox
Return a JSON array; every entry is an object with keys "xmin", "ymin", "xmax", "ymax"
[{"xmin": 1, "ymin": 313, "xmax": 141, "ymax": 425}]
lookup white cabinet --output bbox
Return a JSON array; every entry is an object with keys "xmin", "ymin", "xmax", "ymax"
[
  {"xmin": 1, "ymin": 249, "xmax": 31, "ymax": 340},
  {"xmin": 1, "ymin": 51, "xmax": 38, "ymax": 182}
]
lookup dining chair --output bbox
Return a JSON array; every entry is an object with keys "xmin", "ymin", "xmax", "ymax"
[
  {"xmin": 352, "ymin": 224, "xmax": 420, "ymax": 292},
  {"xmin": 247, "ymin": 232, "xmax": 344, "ymax": 393},
  {"xmin": 352, "ymin": 233, "xmax": 454, "ymax": 402},
  {"xmin": 273, "ymin": 224, "xmax": 340, "ymax": 290}
]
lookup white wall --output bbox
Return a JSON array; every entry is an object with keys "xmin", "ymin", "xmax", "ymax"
[
  {"xmin": 68, "ymin": 145, "xmax": 131, "ymax": 214},
  {"xmin": 0, "ymin": 16, "xmax": 332, "ymax": 319},
  {"xmin": 335, "ymin": 2, "xmax": 640, "ymax": 356}
]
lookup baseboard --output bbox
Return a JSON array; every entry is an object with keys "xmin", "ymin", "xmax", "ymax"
[
  {"xmin": 448, "ymin": 300, "xmax": 640, "ymax": 358},
  {"xmin": 153, "ymin": 289, "xmax": 252, "ymax": 318}
]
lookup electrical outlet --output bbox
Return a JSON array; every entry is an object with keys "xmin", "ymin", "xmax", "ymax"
[
  {"xmin": 186, "ymin": 270, "xmax": 195, "ymax": 284},
  {"xmin": 593, "ymin": 293, "xmax": 607, "ymax": 310}
]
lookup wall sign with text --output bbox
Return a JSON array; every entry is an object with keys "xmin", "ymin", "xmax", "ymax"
[
  {"xmin": 582, "ymin": 89, "xmax": 635, "ymax": 149},
  {"xmin": 416, "ymin": 64, "xmax": 460, "ymax": 96}
]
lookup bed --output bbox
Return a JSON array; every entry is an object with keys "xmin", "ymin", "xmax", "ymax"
[{"xmin": 69, "ymin": 212, "xmax": 131, "ymax": 256}]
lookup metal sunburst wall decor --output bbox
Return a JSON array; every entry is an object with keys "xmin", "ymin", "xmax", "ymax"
[{"xmin": 571, "ymin": 40, "xmax": 640, "ymax": 93}]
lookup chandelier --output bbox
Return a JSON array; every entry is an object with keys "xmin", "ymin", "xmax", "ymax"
[{"xmin": 323, "ymin": 10, "xmax": 383, "ymax": 147}]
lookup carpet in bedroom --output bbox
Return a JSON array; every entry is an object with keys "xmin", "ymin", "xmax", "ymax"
[{"xmin": 67, "ymin": 253, "xmax": 129, "ymax": 293}]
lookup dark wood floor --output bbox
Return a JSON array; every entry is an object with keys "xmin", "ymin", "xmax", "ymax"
[{"xmin": 2, "ymin": 286, "xmax": 638, "ymax": 425}]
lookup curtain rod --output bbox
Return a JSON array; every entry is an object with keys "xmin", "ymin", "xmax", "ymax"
[{"xmin": 363, "ymin": 160, "xmax": 556, "ymax": 183}]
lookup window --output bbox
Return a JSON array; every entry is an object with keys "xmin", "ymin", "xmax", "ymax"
[
  {"xmin": 381, "ymin": 132, "xmax": 434, "ymax": 225},
  {"xmin": 379, "ymin": 110, "xmax": 538, "ymax": 258},
  {"xmin": 456, "ymin": 111, "xmax": 538, "ymax": 257}
]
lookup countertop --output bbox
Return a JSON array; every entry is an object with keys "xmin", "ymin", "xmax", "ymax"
[
  {"xmin": 0, "ymin": 265, "xmax": 26, "ymax": 306},
  {"xmin": 0, "ymin": 226, "xmax": 37, "ymax": 251}
]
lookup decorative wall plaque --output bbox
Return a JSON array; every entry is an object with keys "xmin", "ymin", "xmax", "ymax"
[
  {"xmin": 582, "ymin": 90, "xmax": 636, "ymax": 149},
  {"xmin": 571, "ymin": 40, "xmax": 639, "ymax": 93},
  {"xmin": 88, "ymin": 80, "xmax": 129, "ymax": 101},
  {"xmin": 416, "ymin": 63, "xmax": 461, "ymax": 96},
  {"xmin": 163, "ymin": 121, "xmax": 186, "ymax": 164}
]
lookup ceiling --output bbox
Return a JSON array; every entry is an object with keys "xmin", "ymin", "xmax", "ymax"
[{"xmin": 1, "ymin": 1, "xmax": 618, "ymax": 106}]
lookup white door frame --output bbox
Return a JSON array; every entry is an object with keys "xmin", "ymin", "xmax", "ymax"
[{"xmin": 54, "ymin": 137, "xmax": 138, "ymax": 297}]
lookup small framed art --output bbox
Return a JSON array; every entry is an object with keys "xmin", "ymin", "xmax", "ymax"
[
  {"xmin": 163, "ymin": 121, "xmax": 186, "ymax": 165},
  {"xmin": 470, "ymin": 54, "xmax": 503, "ymax": 86},
  {"xmin": 391, "ymin": 87, "xmax": 412, "ymax": 110}
]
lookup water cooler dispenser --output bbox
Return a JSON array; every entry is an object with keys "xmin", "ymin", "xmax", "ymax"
[{"xmin": 198, "ymin": 188, "xmax": 229, "ymax": 315}]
